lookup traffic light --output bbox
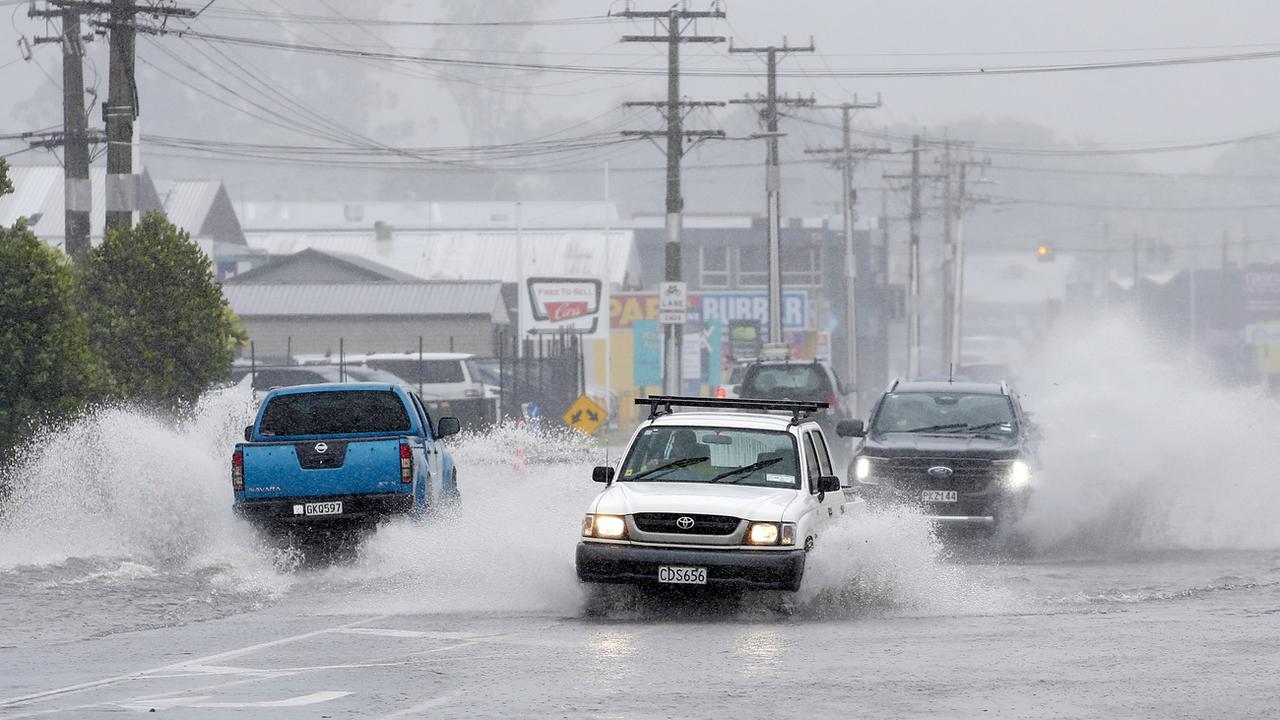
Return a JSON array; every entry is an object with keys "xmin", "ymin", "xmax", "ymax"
[{"xmin": 1036, "ymin": 245, "xmax": 1055, "ymax": 262}]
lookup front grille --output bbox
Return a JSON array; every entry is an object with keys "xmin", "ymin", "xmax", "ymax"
[
  {"xmin": 876, "ymin": 457, "xmax": 999, "ymax": 493},
  {"xmin": 632, "ymin": 513, "xmax": 742, "ymax": 536}
]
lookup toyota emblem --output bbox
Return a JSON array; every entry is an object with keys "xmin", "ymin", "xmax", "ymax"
[
  {"xmin": 927, "ymin": 466, "xmax": 953, "ymax": 479},
  {"xmin": 314, "ymin": 442, "xmax": 329, "ymax": 454},
  {"xmin": 675, "ymin": 516, "xmax": 695, "ymax": 530}
]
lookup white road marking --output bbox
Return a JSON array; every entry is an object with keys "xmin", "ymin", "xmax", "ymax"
[
  {"xmin": 334, "ymin": 628, "xmax": 431, "ymax": 639},
  {"xmin": 121, "ymin": 691, "xmax": 350, "ymax": 712},
  {"xmin": 382, "ymin": 693, "xmax": 457, "ymax": 718},
  {"xmin": 0, "ymin": 614, "xmax": 389, "ymax": 708}
]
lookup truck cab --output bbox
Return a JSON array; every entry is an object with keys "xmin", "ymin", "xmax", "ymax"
[
  {"xmin": 576, "ymin": 395, "xmax": 864, "ymax": 592},
  {"xmin": 233, "ymin": 383, "xmax": 461, "ymax": 539}
]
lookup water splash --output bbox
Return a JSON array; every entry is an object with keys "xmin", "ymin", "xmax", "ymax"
[{"xmin": 1021, "ymin": 314, "xmax": 1280, "ymax": 551}]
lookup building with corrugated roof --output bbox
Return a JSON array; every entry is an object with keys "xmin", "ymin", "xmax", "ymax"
[
  {"xmin": 221, "ymin": 248, "xmax": 509, "ymax": 359},
  {"xmin": 0, "ymin": 166, "xmax": 163, "ymax": 251}
]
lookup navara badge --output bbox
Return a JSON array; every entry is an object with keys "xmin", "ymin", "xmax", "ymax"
[{"xmin": 314, "ymin": 442, "xmax": 329, "ymax": 454}]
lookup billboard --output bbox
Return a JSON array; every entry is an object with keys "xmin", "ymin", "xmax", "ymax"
[{"xmin": 521, "ymin": 276, "xmax": 604, "ymax": 336}]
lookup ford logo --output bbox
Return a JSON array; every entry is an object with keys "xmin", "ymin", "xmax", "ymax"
[
  {"xmin": 675, "ymin": 516, "xmax": 695, "ymax": 530},
  {"xmin": 927, "ymin": 466, "xmax": 953, "ymax": 479},
  {"xmin": 314, "ymin": 442, "xmax": 329, "ymax": 454}
]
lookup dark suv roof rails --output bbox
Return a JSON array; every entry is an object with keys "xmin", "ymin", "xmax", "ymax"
[{"xmin": 635, "ymin": 395, "xmax": 829, "ymax": 424}]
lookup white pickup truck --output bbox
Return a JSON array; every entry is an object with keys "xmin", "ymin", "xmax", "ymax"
[{"xmin": 576, "ymin": 396, "xmax": 864, "ymax": 592}]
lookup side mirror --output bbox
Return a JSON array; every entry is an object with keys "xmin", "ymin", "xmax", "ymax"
[
  {"xmin": 816, "ymin": 475, "xmax": 841, "ymax": 493},
  {"xmin": 243, "ymin": 425, "xmax": 253, "ymax": 442},
  {"xmin": 836, "ymin": 419, "xmax": 865, "ymax": 438},
  {"xmin": 436, "ymin": 416, "xmax": 461, "ymax": 438},
  {"xmin": 592, "ymin": 466, "xmax": 615, "ymax": 483}
]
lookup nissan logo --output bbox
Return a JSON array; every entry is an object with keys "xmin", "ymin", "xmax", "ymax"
[
  {"xmin": 314, "ymin": 442, "xmax": 329, "ymax": 454},
  {"xmin": 675, "ymin": 516, "xmax": 695, "ymax": 530},
  {"xmin": 927, "ymin": 466, "xmax": 953, "ymax": 479}
]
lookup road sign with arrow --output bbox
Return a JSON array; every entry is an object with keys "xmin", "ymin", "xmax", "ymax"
[{"xmin": 563, "ymin": 394, "xmax": 607, "ymax": 435}]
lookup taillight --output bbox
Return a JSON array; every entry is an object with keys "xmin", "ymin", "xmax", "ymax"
[
  {"xmin": 825, "ymin": 394, "xmax": 835, "ymax": 408},
  {"xmin": 399, "ymin": 441, "xmax": 413, "ymax": 483},
  {"xmin": 231, "ymin": 449, "xmax": 244, "ymax": 492},
  {"xmin": 715, "ymin": 387, "xmax": 726, "ymax": 398}
]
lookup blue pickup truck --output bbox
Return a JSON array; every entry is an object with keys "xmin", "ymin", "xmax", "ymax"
[{"xmin": 233, "ymin": 383, "xmax": 461, "ymax": 540}]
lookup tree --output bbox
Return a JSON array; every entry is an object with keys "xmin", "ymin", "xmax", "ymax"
[
  {"xmin": 0, "ymin": 158, "xmax": 11, "ymax": 197},
  {"xmin": 0, "ymin": 218, "xmax": 110, "ymax": 458},
  {"xmin": 84, "ymin": 211, "xmax": 238, "ymax": 409}
]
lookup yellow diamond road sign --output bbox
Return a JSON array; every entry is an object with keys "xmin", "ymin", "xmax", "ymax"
[{"xmin": 563, "ymin": 394, "xmax": 606, "ymax": 435}]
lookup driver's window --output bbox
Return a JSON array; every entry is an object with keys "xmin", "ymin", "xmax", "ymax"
[
  {"xmin": 811, "ymin": 431, "xmax": 833, "ymax": 475},
  {"xmin": 803, "ymin": 433, "xmax": 822, "ymax": 487},
  {"xmin": 409, "ymin": 393, "xmax": 433, "ymax": 438}
]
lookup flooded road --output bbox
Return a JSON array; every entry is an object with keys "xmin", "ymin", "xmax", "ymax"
[{"xmin": 3, "ymin": 323, "xmax": 1280, "ymax": 718}]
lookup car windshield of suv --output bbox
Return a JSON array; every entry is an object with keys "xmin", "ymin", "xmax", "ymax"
[
  {"xmin": 741, "ymin": 364, "xmax": 831, "ymax": 400},
  {"xmin": 872, "ymin": 392, "xmax": 1017, "ymax": 435},
  {"xmin": 619, "ymin": 426, "xmax": 800, "ymax": 488},
  {"xmin": 259, "ymin": 390, "xmax": 411, "ymax": 437}
]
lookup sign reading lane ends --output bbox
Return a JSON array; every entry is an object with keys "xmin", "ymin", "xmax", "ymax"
[
  {"xmin": 659, "ymin": 281, "xmax": 688, "ymax": 325},
  {"xmin": 563, "ymin": 394, "xmax": 607, "ymax": 435}
]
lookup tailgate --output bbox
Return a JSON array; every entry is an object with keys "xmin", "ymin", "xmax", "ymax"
[{"xmin": 240, "ymin": 438, "xmax": 407, "ymax": 499}]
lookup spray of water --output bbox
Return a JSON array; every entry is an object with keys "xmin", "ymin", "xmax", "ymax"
[
  {"xmin": 1021, "ymin": 314, "xmax": 1280, "ymax": 552},
  {"xmin": 0, "ymin": 386, "xmax": 288, "ymax": 588}
]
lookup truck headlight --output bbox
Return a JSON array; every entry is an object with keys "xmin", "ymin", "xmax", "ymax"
[
  {"xmin": 854, "ymin": 456, "xmax": 876, "ymax": 485},
  {"xmin": 584, "ymin": 514, "xmax": 627, "ymax": 539},
  {"xmin": 1004, "ymin": 460, "xmax": 1030, "ymax": 490},
  {"xmin": 746, "ymin": 522, "xmax": 795, "ymax": 546}
]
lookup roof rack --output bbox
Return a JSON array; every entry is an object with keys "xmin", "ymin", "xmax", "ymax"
[{"xmin": 635, "ymin": 395, "xmax": 829, "ymax": 424}]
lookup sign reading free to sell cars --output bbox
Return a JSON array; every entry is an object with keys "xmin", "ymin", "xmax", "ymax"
[{"xmin": 522, "ymin": 277, "xmax": 604, "ymax": 336}]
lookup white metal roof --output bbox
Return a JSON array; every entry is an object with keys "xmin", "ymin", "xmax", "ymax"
[
  {"xmin": 221, "ymin": 282, "xmax": 509, "ymax": 323},
  {"xmin": 243, "ymin": 229, "xmax": 636, "ymax": 285},
  {"xmin": 240, "ymin": 200, "xmax": 621, "ymax": 231}
]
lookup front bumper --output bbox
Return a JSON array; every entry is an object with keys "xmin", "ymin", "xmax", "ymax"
[
  {"xmin": 233, "ymin": 492, "xmax": 414, "ymax": 528},
  {"xmin": 860, "ymin": 484, "xmax": 1027, "ymax": 529},
  {"xmin": 576, "ymin": 542, "xmax": 805, "ymax": 591}
]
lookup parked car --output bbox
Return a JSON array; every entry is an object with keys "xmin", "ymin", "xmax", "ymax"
[
  {"xmin": 360, "ymin": 352, "xmax": 497, "ymax": 427},
  {"xmin": 232, "ymin": 383, "xmax": 462, "ymax": 549},
  {"xmin": 838, "ymin": 379, "xmax": 1039, "ymax": 535},
  {"xmin": 232, "ymin": 364, "xmax": 410, "ymax": 402},
  {"xmin": 576, "ymin": 395, "xmax": 864, "ymax": 592}
]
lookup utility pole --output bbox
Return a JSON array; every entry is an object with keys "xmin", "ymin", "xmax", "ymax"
[
  {"xmin": 941, "ymin": 148, "xmax": 987, "ymax": 371},
  {"xmin": 616, "ymin": 2, "xmax": 725, "ymax": 395},
  {"xmin": 804, "ymin": 96, "xmax": 886, "ymax": 413},
  {"xmin": 728, "ymin": 37, "xmax": 815, "ymax": 348},
  {"xmin": 883, "ymin": 136, "xmax": 943, "ymax": 378},
  {"xmin": 28, "ymin": 1, "xmax": 93, "ymax": 261},
  {"xmin": 96, "ymin": 0, "xmax": 195, "ymax": 234}
]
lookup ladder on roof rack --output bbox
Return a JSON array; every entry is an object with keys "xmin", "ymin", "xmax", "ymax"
[{"xmin": 635, "ymin": 395, "xmax": 829, "ymax": 423}]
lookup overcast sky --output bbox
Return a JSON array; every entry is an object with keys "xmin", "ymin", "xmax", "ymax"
[{"xmin": 3, "ymin": 1, "xmax": 1279, "ymax": 175}]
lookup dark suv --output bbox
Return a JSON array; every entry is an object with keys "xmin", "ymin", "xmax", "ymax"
[
  {"xmin": 836, "ymin": 380, "xmax": 1038, "ymax": 532},
  {"xmin": 738, "ymin": 360, "xmax": 853, "ymax": 447}
]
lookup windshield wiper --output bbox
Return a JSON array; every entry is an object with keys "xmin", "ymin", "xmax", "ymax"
[
  {"xmin": 708, "ymin": 456, "xmax": 782, "ymax": 483},
  {"xmin": 966, "ymin": 422, "xmax": 1012, "ymax": 432},
  {"xmin": 629, "ymin": 456, "xmax": 709, "ymax": 481},
  {"xmin": 903, "ymin": 423, "xmax": 968, "ymax": 433}
]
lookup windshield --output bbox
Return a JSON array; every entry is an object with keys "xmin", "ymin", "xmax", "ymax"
[
  {"xmin": 619, "ymin": 426, "xmax": 800, "ymax": 488},
  {"xmin": 740, "ymin": 364, "xmax": 831, "ymax": 400},
  {"xmin": 259, "ymin": 390, "xmax": 411, "ymax": 437},
  {"xmin": 872, "ymin": 392, "xmax": 1017, "ymax": 435}
]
